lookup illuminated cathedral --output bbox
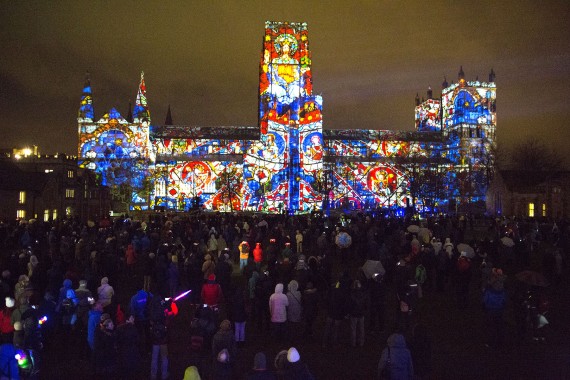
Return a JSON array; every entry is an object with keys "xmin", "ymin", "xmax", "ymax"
[{"xmin": 77, "ymin": 21, "xmax": 496, "ymax": 214}]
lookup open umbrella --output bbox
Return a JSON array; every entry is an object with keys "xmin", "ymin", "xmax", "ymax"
[
  {"xmin": 500, "ymin": 236, "xmax": 515, "ymax": 247},
  {"xmin": 362, "ymin": 260, "xmax": 386, "ymax": 279},
  {"xmin": 457, "ymin": 243, "xmax": 475, "ymax": 258},
  {"xmin": 516, "ymin": 270, "xmax": 549, "ymax": 287},
  {"xmin": 407, "ymin": 225, "xmax": 420, "ymax": 233}
]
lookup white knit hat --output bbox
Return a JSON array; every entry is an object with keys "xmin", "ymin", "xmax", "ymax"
[
  {"xmin": 5, "ymin": 297, "xmax": 14, "ymax": 308},
  {"xmin": 287, "ymin": 347, "xmax": 300, "ymax": 363}
]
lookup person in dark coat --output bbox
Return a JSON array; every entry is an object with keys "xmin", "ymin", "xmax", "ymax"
[
  {"xmin": 211, "ymin": 320, "xmax": 237, "ymax": 364},
  {"xmin": 230, "ymin": 288, "xmax": 248, "ymax": 346},
  {"xmin": 282, "ymin": 347, "xmax": 315, "ymax": 380},
  {"xmin": 302, "ymin": 282, "xmax": 318, "ymax": 337},
  {"xmin": 408, "ymin": 324, "xmax": 432, "ymax": 379},
  {"xmin": 348, "ymin": 280, "xmax": 367, "ymax": 347},
  {"xmin": 116, "ymin": 314, "xmax": 142, "ymax": 379},
  {"xmin": 94, "ymin": 314, "xmax": 118, "ymax": 378}
]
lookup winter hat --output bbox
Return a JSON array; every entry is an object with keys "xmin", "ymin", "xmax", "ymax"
[
  {"xmin": 287, "ymin": 347, "xmax": 300, "ymax": 363},
  {"xmin": 220, "ymin": 319, "xmax": 231, "ymax": 331},
  {"xmin": 217, "ymin": 348, "xmax": 229, "ymax": 363},
  {"xmin": 253, "ymin": 352, "xmax": 267, "ymax": 370},
  {"xmin": 18, "ymin": 275, "xmax": 29, "ymax": 283},
  {"xmin": 149, "ymin": 252, "xmax": 156, "ymax": 259},
  {"xmin": 5, "ymin": 297, "xmax": 14, "ymax": 308},
  {"xmin": 29, "ymin": 255, "xmax": 38, "ymax": 266},
  {"xmin": 223, "ymin": 253, "xmax": 230, "ymax": 261},
  {"xmin": 101, "ymin": 277, "xmax": 109, "ymax": 285},
  {"xmin": 13, "ymin": 321, "xmax": 22, "ymax": 331},
  {"xmin": 79, "ymin": 280, "xmax": 88, "ymax": 288}
]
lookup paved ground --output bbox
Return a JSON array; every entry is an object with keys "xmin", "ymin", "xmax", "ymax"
[{"xmin": 42, "ymin": 247, "xmax": 570, "ymax": 380}]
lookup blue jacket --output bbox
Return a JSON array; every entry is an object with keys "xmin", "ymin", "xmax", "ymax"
[
  {"xmin": 87, "ymin": 309, "xmax": 102, "ymax": 350},
  {"xmin": 378, "ymin": 333, "xmax": 414, "ymax": 380}
]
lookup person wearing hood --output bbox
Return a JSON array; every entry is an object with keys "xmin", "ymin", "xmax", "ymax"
[
  {"xmin": 0, "ymin": 297, "xmax": 15, "ymax": 344},
  {"xmin": 378, "ymin": 333, "xmax": 414, "ymax": 380},
  {"xmin": 75, "ymin": 280, "xmax": 93, "ymax": 329},
  {"xmin": 283, "ymin": 347, "xmax": 314, "ymax": 380},
  {"xmin": 286, "ymin": 280, "xmax": 302, "ymax": 343},
  {"xmin": 269, "ymin": 283, "xmax": 288, "ymax": 342},
  {"xmin": 97, "ymin": 277, "xmax": 114, "ymax": 308},
  {"xmin": 14, "ymin": 275, "xmax": 29, "ymax": 303},
  {"xmin": 212, "ymin": 320, "xmax": 237, "ymax": 367},
  {"xmin": 201, "ymin": 274, "xmax": 224, "ymax": 307},
  {"xmin": 183, "ymin": 365, "xmax": 202, "ymax": 380},
  {"xmin": 253, "ymin": 243, "xmax": 263, "ymax": 269},
  {"xmin": 239, "ymin": 241, "xmax": 250, "ymax": 270},
  {"xmin": 202, "ymin": 254, "xmax": 216, "ymax": 281},
  {"xmin": 212, "ymin": 348, "xmax": 232, "ymax": 380},
  {"xmin": 246, "ymin": 351, "xmax": 276, "ymax": 380}
]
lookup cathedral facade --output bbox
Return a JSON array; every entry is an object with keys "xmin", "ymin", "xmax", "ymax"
[{"xmin": 77, "ymin": 21, "xmax": 496, "ymax": 214}]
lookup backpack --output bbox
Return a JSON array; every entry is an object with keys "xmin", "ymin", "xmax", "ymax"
[{"xmin": 415, "ymin": 265, "xmax": 427, "ymax": 285}]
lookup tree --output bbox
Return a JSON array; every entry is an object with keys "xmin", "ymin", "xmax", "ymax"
[{"xmin": 508, "ymin": 138, "xmax": 563, "ymax": 172}]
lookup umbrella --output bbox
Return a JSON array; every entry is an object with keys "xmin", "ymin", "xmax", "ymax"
[
  {"xmin": 457, "ymin": 243, "xmax": 475, "ymax": 258},
  {"xmin": 407, "ymin": 225, "xmax": 420, "ymax": 233},
  {"xmin": 335, "ymin": 232, "xmax": 352, "ymax": 249},
  {"xmin": 500, "ymin": 236, "xmax": 515, "ymax": 247},
  {"xmin": 362, "ymin": 260, "xmax": 386, "ymax": 279},
  {"xmin": 516, "ymin": 270, "xmax": 549, "ymax": 287}
]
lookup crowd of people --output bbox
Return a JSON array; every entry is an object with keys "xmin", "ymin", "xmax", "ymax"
[{"xmin": 0, "ymin": 211, "xmax": 566, "ymax": 379}]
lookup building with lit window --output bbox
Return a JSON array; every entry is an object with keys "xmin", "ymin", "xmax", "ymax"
[{"xmin": 77, "ymin": 21, "xmax": 497, "ymax": 215}]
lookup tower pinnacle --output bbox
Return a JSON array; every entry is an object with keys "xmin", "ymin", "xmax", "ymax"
[
  {"xmin": 78, "ymin": 72, "xmax": 94, "ymax": 121},
  {"xmin": 133, "ymin": 71, "xmax": 150, "ymax": 123}
]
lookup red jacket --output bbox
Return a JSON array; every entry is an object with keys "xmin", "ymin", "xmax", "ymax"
[
  {"xmin": 201, "ymin": 279, "xmax": 223, "ymax": 306},
  {"xmin": 0, "ymin": 309, "xmax": 14, "ymax": 334},
  {"xmin": 253, "ymin": 243, "xmax": 263, "ymax": 263}
]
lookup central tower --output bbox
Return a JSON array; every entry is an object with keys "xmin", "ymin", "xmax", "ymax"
[{"xmin": 245, "ymin": 21, "xmax": 323, "ymax": 212}]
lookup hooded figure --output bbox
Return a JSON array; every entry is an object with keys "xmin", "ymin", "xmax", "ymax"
[
  {"xmin": 253, "ymin": 243, "xmax": 263, "ymax": 264},
  {"xmin": 202, "ymin": 254, "xmax": 216, "ymax": 280},
  {"xmin": 201, "ymin": 274, "xmax": 223, "ymax": 307},
  {"xmin": 212, "ymin": 348, "xmax": 232, "ymax": 379},
  {"xmin": 286, "ymin": 280, "xmax": 302, "ymax": 323},
  {"xmin": 377, "ymin": 333, "xmax": 414, "ymax": 380},
  {"xmin": 269, "ymin": 284, "xmax": 288, "ymax": 323},
  {"xmin": 183, "ymin": 366, "xmax": 201, "ymax": 380},
  {"xmin": 283, "ymin": 347, "xmax": 314, "ymax": 379}
]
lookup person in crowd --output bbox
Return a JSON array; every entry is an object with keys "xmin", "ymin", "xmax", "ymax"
[
  {"xmin": 211, "ymin": 320, "xmax": 237, "ymax": 365},
  {"xmin": 239, "ymin": 241, "xmax": 251, "ymax": 270},
  {"xmin": 408, "ymin": 324, "xmax": 432, "ymax": 379},
  {"xmin": 483, "ymin": 274, "xmax": 507, "ymax": 348},
  {"xmin": 286, "ymin": 280, "xmax": 302, "ymax": 343},
  {"xmin": 0, "ymin": 297, "xmax": 15, "ymax": 345},
  {"xmin": 202, "ymin": 254, "xmax": 216, "ymax": 281},
  {"xmin": 349, "ymin": 279, "xmax": 367, "ymax": 347},
  {"xmin": 302, "ymin": 281, "xmax": 318, "ymax": 337},
  {"xmin": 269, "ymin": 283, "xmax": 288, "ymax": 342},
  {"xmin": 322, "ymin": 278, "xmax": 349, "ymax": 347},
  {"xmin": 253, "ymin": 242, "xmax": 263, "ymax": 269},
  {"xmin": 94, "ymin": 313, "xmax": 118, "ymax": 377},
  {"xmin": 149, "ymin": 297, "xmax": 178, "ymax": 380},
  {"xmin": 87, "ymin": 301, "xmax": 103, "ymax": 352},
  {"xmin": 283, "ymin": 347, "xmax": 314, "ymax": 380},
  {"xmin": 116, "ymin": 314, "xmax": 142, "ymax": 379},
  {"xmin": 183, "ymin": 365, "xmax": 202, "ymax": 380},
  {"xmin": 168, "ymin": 255, "xmax": 179, "ymax": 297},
  {"xmin": 201, "ymin": 274, "xmax": 224, "ymax": 307},
  {"xmin": 377, "ymin": 333, "xmax": 414, "ymax": 380},
  {"xmin": 74, "ymin": 280, "xmax": 93, "ymax": 329},
  {"xmin": 231, "ymin": 288, "xmax": 248, "ymax": 347},
  {"xmin": 212, "ymin": 348, "xmax": 232, "ymax": 380},
  {"xmin": 246, "ymin": 351, "xmax": 276, "ymax": 380},
  {"xmin": 97, "ymin": 277, "xmax": 114, "ymax": 308}
]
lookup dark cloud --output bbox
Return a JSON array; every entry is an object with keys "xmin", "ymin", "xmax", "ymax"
[{"xmin": 1, "ymin": 1, "xmax": 569, "ymax": 155}]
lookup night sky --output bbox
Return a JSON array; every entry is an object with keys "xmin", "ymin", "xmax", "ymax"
[{"xmin": 1, "ymin": 1, "xmax": 569, "ymax": 158}]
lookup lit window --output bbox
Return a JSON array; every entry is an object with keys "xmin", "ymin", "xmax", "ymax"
[
  {"xmin": 52, "ymin": 209, "xmax": 57, "ymax": 220},
  {"xmin": 66, "ymin": 189, "xmax": 75, "ymax": 198},
  {"xmin": 44, "ymin": 169, "xmax": 53, "ymax": 173},
  {"xmin": 44, "ymin": 209, "xmax": 49, "ymax": 222},
  {"xmin": 542, "ymin": 204, "xmax": 546, "ymax": 217},
  {"xmin": 19, "ymin": 191, "xmax": 26, "ymax": 204},
  {"xmin": 66, "ymin": 207, "xmax": 72, "ymax": 217},
  {"xmin": 528, "ymin": 203, "xmax": 535, "ymax": 217},
  {"xmin": 68, "ymin": 170, "xmax": 75, "ymax": 178},
  {"xmin": 16, "ymin": 210, "xmax": 26, "ymax": 219}
]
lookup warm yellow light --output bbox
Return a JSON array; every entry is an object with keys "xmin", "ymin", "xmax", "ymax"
[{"xmin": 23, "ymin": 148, "xmax": 32, "ymax": 156}]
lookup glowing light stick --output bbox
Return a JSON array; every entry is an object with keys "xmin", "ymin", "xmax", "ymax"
[
  {"xmin": 38, "ymin": 316, "xmax": 48, "ymax": 326},
  {"xmin": 173, "ymin": 289, "xmax": 192, "ymax": 301}
]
